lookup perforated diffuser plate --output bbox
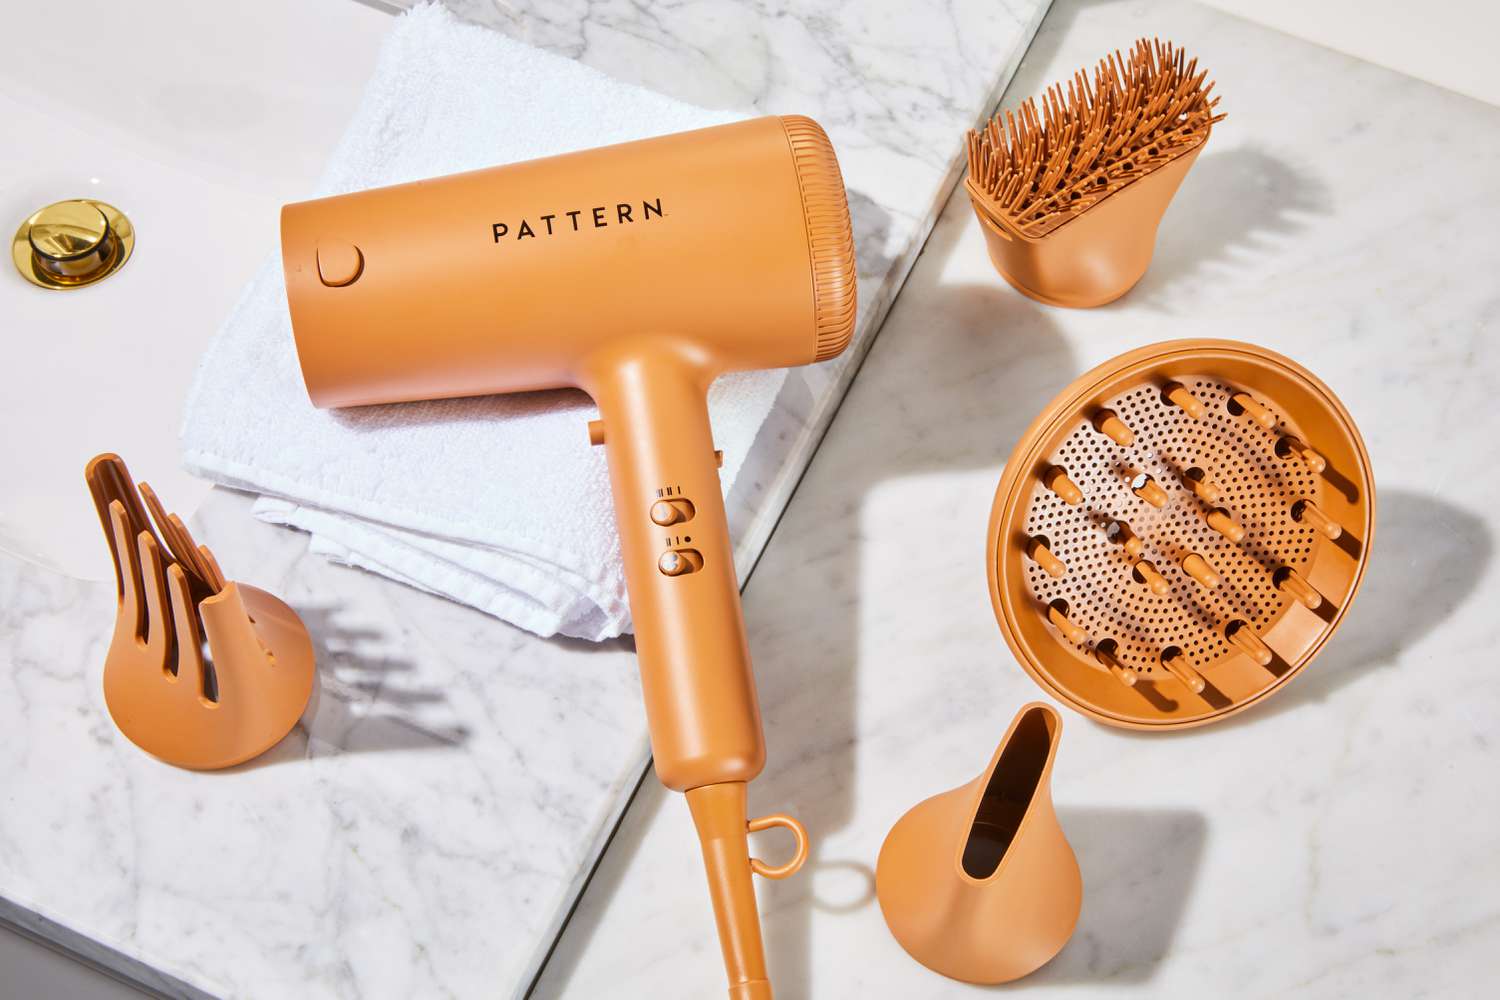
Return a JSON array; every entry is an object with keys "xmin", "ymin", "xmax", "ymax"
[{"xmin": 987, "ymin": 340, "xmax": 1374, "ymax": 729}]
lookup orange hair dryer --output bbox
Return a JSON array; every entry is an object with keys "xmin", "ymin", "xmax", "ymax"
[{"xmin": 280, "ymin": 116, "xmax": 856, "ymax": 999}]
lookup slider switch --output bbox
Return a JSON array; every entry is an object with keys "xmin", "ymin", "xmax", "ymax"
[{"xmin": 650, "ymin": 499, "xmax": 695, "ymax": 526}]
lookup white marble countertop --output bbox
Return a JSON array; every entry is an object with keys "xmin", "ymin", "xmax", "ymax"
[
  {"xmin": 531, "ymin": 0, "xmax": 1500, "ymax": 996},
  {"xmin": 0, "ymin": 0, "xmax": 1052, "ymax": 997}
]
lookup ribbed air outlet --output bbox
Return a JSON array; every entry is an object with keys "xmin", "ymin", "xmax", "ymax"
[{"xmin": 780, "ymin": 115, "xmax": 857, "ymax": 362}]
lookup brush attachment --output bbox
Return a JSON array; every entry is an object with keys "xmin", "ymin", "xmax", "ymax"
[
  {"xmin": 986, "ymin": 341, "xmax": 1373, "ymax": 729},
  {"xmin": 964, "ymin": 39, "xmax": 1224, "ymax": 307}
]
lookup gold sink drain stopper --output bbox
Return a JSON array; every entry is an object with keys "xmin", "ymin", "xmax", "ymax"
[
  {"xmin": 987, "ymin": 340, "xmax": 1374, "ymax": 729},
  {"xmin": 13, "ymin": 198, "xmax": 135, "ymax": 290}
]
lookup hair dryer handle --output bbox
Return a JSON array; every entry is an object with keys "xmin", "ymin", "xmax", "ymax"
[{"xmin": 582, "ymin": 349, "xmax": 766, "ymax": 792}]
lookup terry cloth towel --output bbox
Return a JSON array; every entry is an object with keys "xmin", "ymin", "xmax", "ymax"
[{"xmin": 180, "ymin": 2, "xmax": 782, "ymax": 641}]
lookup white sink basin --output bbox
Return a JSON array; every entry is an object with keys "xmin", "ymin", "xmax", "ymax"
[{"xmin": 1, "ymin": 0, "xmax": 390, "ymax": 578}]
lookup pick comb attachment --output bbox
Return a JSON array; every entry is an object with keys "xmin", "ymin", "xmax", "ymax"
[{"xmin": 85, "ymin": 454, "xmax": 316, "ymax": 770}]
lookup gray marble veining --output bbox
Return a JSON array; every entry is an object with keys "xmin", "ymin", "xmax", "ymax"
[{"xmin": 530, "ymin": 1, "xmax": 1500, "ymax": 996}]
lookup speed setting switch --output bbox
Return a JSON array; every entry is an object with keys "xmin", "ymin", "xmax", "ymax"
[
  {"xmin": 650, "ymin": 498, "xmax": 695, "ymax": 526},
  {"xmin": 658, "ymin": 549, "xmax": 702, "ymax": 577}
]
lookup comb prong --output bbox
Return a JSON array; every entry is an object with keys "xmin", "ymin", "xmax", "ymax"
[
  {"xmin": 1106, "ymin": 519, "xmax": 1145, "ymax": 558},
  {"xmin": 107, "ymin": 501, "xmax": 145, "ymax": 638},
  {"xmin": 135, "ymin": 530, "xmax": 174, "ymax": 668},
  {"xmin": 166, "ymin": 564, "xmax": 207, "ymax": 698},
  {"xmin": 1131, "ymin": 473, "xmax": 1168, "ymax": 508}
]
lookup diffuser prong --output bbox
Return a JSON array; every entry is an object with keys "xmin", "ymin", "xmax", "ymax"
[
  {"xmin": 1204, "ymin": 507, "xmax": 1245, "ymax": 542},
  {"xmin": 1131, "ymin": 473, "xmax": 1168, "ymax": 508},
  {"xmin": 1160, "ymin": 647, "xmax": 1206, "ymax": 694},
  {"xmin": 1277, "ymin": 435, "xmax": 1326, "ymax": 474},
  {"xmin": 1229, "ymin": 392, "xmax": 1276, "ymax": 429},
  {"xmin": 1292, "ymin": 498, "xmax": 1342, "ymax": 540},
  {"xmin": 1046, "ymin": 599, "xmax": 1088, "ymax": 644},
  {"xmin": 1182, "ymin": 466, "xmax": 1223, "ymax": 504},
  {"xmin": 1274, "ymin": 566, "xmax": 1322, "ymax": 609},
  {"xmin": 1092, "ymin": 410, "xmax": 1135, "ymax": 447},
  {"xmin": 1181, "ymin": 552, "xmax": 1221, "ymax": 588},
  {"xmin": 1225, "ymin": 620, "xmax": 1273, "ymax": 666},
  {"xmin": 1094, "ymin": 641, "xmax": 1137, "ymax": 687},
  {"xmin": 1163, "ymin": 382, "xmax": 1205, "ymax": 419},
  {"xmin": 1133, "ymin": 559, "xmax": 1170, "ymax": 595},
  {"xmin": 1043, "ymin": 465, "xmax": 1083, "ymax": 505},
  {"xmin": 1106, "ymin": 519, "xmax": 1144, "ymax": 557},
  {"xmin": 1027, "ymin": 536, "xmax": 1066, "ymax": 578}
]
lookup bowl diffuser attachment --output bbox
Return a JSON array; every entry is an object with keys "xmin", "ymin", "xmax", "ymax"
[
  {"xmin": 965, "ymin": 39, "xmax": 1224, "ymax": 307},
  {"xmin": 987, "ymin": 341, "xmax": 1373, "ymax": 729}
]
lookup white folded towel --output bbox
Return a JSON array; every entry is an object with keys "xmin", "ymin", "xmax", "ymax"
[{"xmin": 180, "ymin": 3, "xmax": 783, "ymax": 640}]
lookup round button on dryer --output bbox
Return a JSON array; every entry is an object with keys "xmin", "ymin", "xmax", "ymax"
[
  {"xmin": 659, "ymin": 551, "xmax": 689, "ymax": 576},
  {"xmin": 316, "ymin": 241, "xmax": 364, "ymax": 287}
]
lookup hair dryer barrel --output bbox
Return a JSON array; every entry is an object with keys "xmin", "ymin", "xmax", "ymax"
[{"xmin": 281, "ymin": 116, "xmax": 854, "ymax": 407}]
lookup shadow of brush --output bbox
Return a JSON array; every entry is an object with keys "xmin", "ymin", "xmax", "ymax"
[{"xmin": 1130, "ymin": 145, "xmax": 1332, "ymax": 304}]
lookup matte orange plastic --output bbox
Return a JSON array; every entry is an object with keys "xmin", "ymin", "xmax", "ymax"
[
  {"xmin": 876, "ymin": 703, "xmax": 1080, "ymax": 984},
  {"xmin": 86, "ymin": 455, "xmax": 315, "ymax": 769},
  {"xmin": 279, "ymin": 116, "xmax": 856, "ymax": 998},
  {"xmin": 965, "ymin": 39, "xmax": 1224, "ymax": 307},
  {"xmin": 987, "ymin": 341, "xmax": 1374, "ymax": 729}
]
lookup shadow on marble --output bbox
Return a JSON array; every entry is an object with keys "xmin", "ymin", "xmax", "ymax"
[
  {"xmin": 1217, "ymin": 490, "xmax": 1491, "ymax": 728},
  {"xmin": 1129, "ymin": 146, "xmax": 1331, "ymax": 306},
  {"xmin": 1011, "ymin": 806, "xmax": 1207, "ymax": 987},
  {"xmin": 228, "ymin": 602, "xmax": 473, "ymax": 770}
]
